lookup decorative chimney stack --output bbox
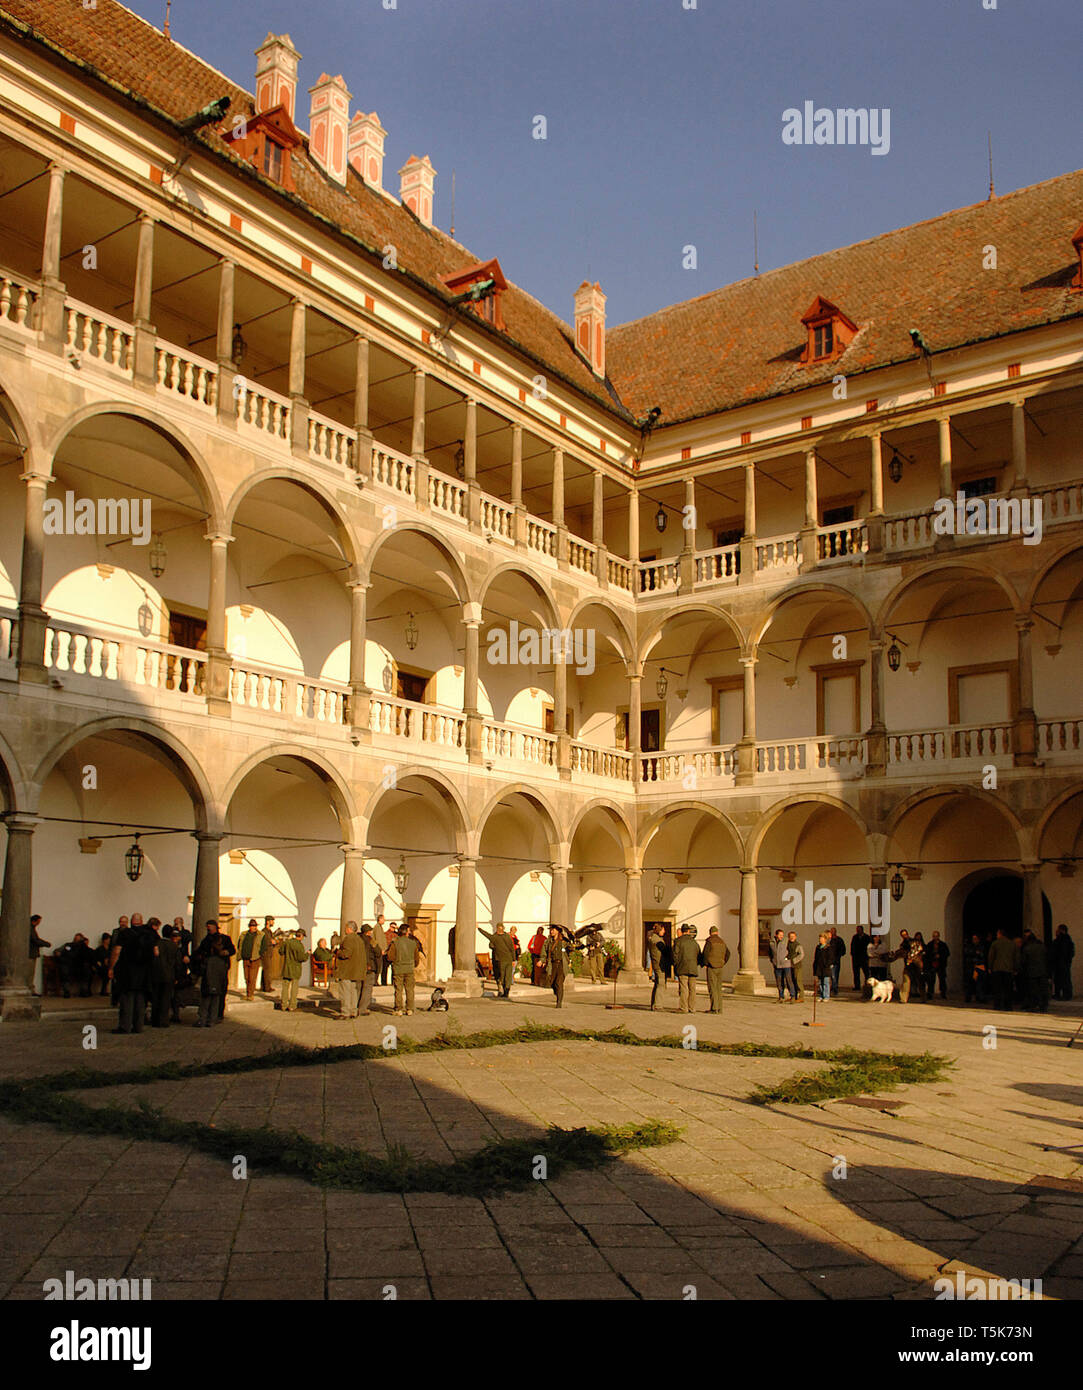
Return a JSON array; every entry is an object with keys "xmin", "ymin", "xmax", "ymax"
[
  {"xmin": 254, "ymin": 33, "xmax": 301, "ymax": 121},
  {"xmin": 574, "ymin": 281, "xmax": 606, "ymax": 378},
  {"xmin": 349, "ymin": 111, "xmax": 387, "ymax": 190},
  {"xmin": 308, "ymin": 74, "xmax": 352, "ymax": 185},
  {"xmin": 398, "ymin": 155, "xmax": 436, "ymax": 228}
]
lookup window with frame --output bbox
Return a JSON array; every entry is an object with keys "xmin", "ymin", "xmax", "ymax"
[
  {"xmin": 959, "ymin": 475, "xmax": 999, "ymax": 500},
  {"xmin": 396, "ymin": 669, "xmax": 430, "ymax": 704},
  {"xmin": 813, "ymin": 322, "xmax": 834, "ymax": 358},
  {"xmin": 261, "ymin": 137, "xmax": 284, "ymax": 182}
]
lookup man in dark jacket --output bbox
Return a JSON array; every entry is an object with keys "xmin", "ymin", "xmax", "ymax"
[
  {"xmin": 827, "ymin": 927, "xmax": 846, "ymax": 996},
  {"xmin": 1051, "ymin": 924, "xmax": 1075, "ymax": 1000},
  {"xmin": 358, "ymin": 924, "xmax": 380, "ymax": 1015},
  {"xmin": 109, "ymin": 918, "xmax": 156, "ymax": 1034},
  {"xmin": 389, "ymin": 925, "xmax": 420, "ymax": 1015},
  {"xmin": 702, "ymin": 927, "xmax": 730, "ymax": 1013},
  {"xmin": 541, "ymin": 926, "xmax": 568, "ymax": 1009},
  {"xmin": 924, "ymin": 931, "xmax": 950, "ymax": 1000},
  {"xmin": 29, "ymin": 915, "xmax": 51, "ymax": 996},
  {"xmin": 480, "ymin": 923, "xmax": 517, "ymax": 999},
  {"xmin": 279, "ymin": 929, "xmax": 308, "ymax": 1012},
  {"xmin": 987, "ymin": 928, "xmax": 1019, "ymax": 1011},
  {"xmin": 238, "ymin": 918, "xmax": 264, "ymax": 999},
  {"xmin": 259, "ymin": 916, "xmax": 277, "ymax": 994},
  {"xmin": 92, "ymin": 932, "xmax": 112, "ymax": 996},
  {"xmin": 850, "ymin": 925, "xmax": 870, "ymax": 991},
  {"xmin": 963, "ymin": 933, "xmax": 989, "ymax": 1003},
  {"xmin": 151, "ymin": 923, "xmax": 179, "ymax": 1027},
  {"xmin": 647, "ymin": 926, "xmax": 666, "ymax": 1010},
  {"xmin": 813, "ymin": 932, "xmax": 833, "ymax": 1002},
  {"xmin": 194, "ymin": 921, "xmax": 235, "ymax": 1019},
  {"xmin": 1019, "ymin": 930, "xmax": 1049, "ymax": 1013},
  {"xmin": 334, "ymin": 923, "xmax": 363, "ymax": 1019},
  {"xmin": 672, "ymin": 924, "xmax": 702, "ymax": 1014}
]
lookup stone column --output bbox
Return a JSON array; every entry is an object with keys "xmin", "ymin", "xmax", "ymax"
[
  {"xmin": 464, "ymin": 617, "xmax": 483, "ymax": 764},
  {"xmin": 800, "ymin": 449, "xmax": 819, "ymax": 569},
  {"xmin": 679, "ymin": 475, "xmax": 696, "ymax": 591},
  {"xmin": 740, "ymin": 461, "xmax": 757, "ymax": 582},
  {"xmin": 623, "ymin": 867, "xmax": 649, "ymax": 985},
  {"xmin": 288, "ymin": 298, "xmax": 309, "ymax": 454},
  {"xmin": 550, "ymin": 861, "xmax": 569, "ymax": 928},
  {"xmin": 39, "ymin": 163, "xmax": 67, "ymax": 353},
  {"xmin": 354, "ymin": 334, "xmax": 373, "ymax": 478},
  {"xmin": 733, "ymin": 866, "xmax": 766, "ymax": 993},
  {"xmin": 867, "ymin": 432, "xmax": 885, "ymax": 555},
  {"xmin": 1010, "ymin": 400, "xmax": 1028, "ymax": 493},
  {"xmin": 554, "ymin": 648, "xmax": 571, "ymax": 779},
  {"xmin": 736, "ymin": 654, "xmax": 757, "ymax": 786},
  {"xmin": 553, "ymin": 447, "xmax": 568, "ymax": 567},
  {"xmin": 0, "ymin": 814, "xmax": 40, "ymax": 1021},
  {"xmin": 204, "ymin": 532, "xmax": 233, "ymax": 714},
  {"xmin": 628, "ymin": 487, "xmax": 640, "ymax": 565},
  {"xmin": 347, "ymin": 579, "xmax": 371, "ymax": 737},
  {"xmin": 629, "ymin": 669, "xmax": 642, "ymax": 785},
  {"xmin": 511, "ymin": 422, "xmax": 525, "ymax": 547},
  {"xmin": 452, "ymin": 856, "xmax": 482, "ymax": 995},
  {"xmin": 340, "ymin": 846, "xmax": 365, "ymax": 928},
  {"xmin": 866, "ymin": 638, "xmax": 887, "ymax": 776},
  {"xmin": 131, "ymin": 212, "xmax": 157, "ymax": 385},
  {"xmin": 593, "ymin": 468, "xmax": 607, "ymax": 584},
  {"xmin": 411, "ymin": 367, "xmax": 429, "ymax": 506},
  {"xmin": 16, "ymin": 466, "xmax": 50, "ymax": 685},
  {"xmin": 464, "ymin": 396, "xmax": 480, "ymax": 530},
  {"xmin": 215, "ymin": 258, "xmax": 237, "ymax": 423},
  {"xmin": 1013, "ymin": 615, "xmax": 1037, "ymax": 766},
  {"xmin": 938, "ymin": 417, "xmax": 953, "ymax": 498},
  {"xmin": 191, "ymin": 832, "xmax": 225, "ymax": 947},
  {"xmin": 870, "ymin": 866, "xmax": 889, "ymax": 944}
]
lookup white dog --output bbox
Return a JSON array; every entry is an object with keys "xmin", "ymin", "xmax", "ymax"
[{"xmin": 869, "ymin": 979, "xmax": 896, "ymax": 1003}]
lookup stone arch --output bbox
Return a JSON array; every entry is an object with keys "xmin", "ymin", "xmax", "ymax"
[
  {"xmin": 565, "ymin": 596, "xmax": 636, "ymax": 667},
  {"xmin": 475, "ymin": 783, "xmax": 561, "ymax": 849},
  {"xmin": 751, "ymin": 580, "xmax": 874, "ymax": 650},
  {"xmin": 225, "ymin": 468, "xmax": 359, "ymax": 566},
  {"xmin": 478, "ymin": 565, "xmax": 560, "ymax": 631},
  {"xmin": 360, "ymin": 765, "xmax": 470, "ymax": 852},
  {"xmin": 31, "ymin": 717, "xmax": 215, "ymax": 830},
  {"xmin": 362, "ymin": 522, "xmax": 471, "ymax": 605},
  {"xmin": 46, "ymin": 402, "xmax": 223, "ymax": 527},
  {"xmin": 222, "ymin": 747, "xmax": 359, "ymax": 838},
  {"xmin": 884, "ymin": 783, "xmax": 1025, "ymax": 855},
  {"xmin": 639, "ymin": 601, "xmax": 744, "ymax": 666},
  {"xmin": 747, "ymin": 792, "xmax": 869, "ymax": 869},
  {"xmin": 1024, "ymin": 539, "xmax": 1083, "ymax": 613},
  {"xmin": 876, "ymin": 559, "xmax": 1021, "ymax": 636},
  {"xmin": 0, "ymin": 376, "xmax": 36, "ymax": 453},
  {"xmin": 638, "ymin": 799, "xmax": 744, "ymax": 865},
  {"xmin": 1033, "ymin": 782, "xmax": 1083, "ymax": 860},
  {"xmin": 566, "ymin": 797, "xmax": 635, "ymax": 857}
]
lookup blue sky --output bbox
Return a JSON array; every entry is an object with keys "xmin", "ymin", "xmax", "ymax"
[{"xmin": 124, "ymin": 0, "xmax": 1081, "ymax": 327}]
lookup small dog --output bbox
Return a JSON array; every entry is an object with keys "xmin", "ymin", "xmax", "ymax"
[
  {"xmin": 428, "ymin": 987, "xmax": 449, "ymax": 1012},
  {"xmin": 869, "ymin": 979, "xmax": 896, "ymax": 1003}
]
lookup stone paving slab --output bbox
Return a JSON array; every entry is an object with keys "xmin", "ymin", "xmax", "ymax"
[{"xmin": 0, "ymin": 983, "xmax": 1080, "ymax": 1300}]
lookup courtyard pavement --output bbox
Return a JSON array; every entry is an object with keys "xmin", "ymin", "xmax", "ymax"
[{"xmin": 0, "ymin": 977, "xmax": 1080, "ymax": 1301}]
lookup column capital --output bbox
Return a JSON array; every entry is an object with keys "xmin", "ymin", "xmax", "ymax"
[
  {"xmin": 1, "ymin": 813, "xmax": 40, "ymax": 834},
  {"xmin": 624, "ymin": 867, "xmax": 643, "ymax": 880},
  {"xmin": 204, "ymin": 530, "xmax": 234, "ymax": 546},
  {"xmin": 1015, "ymin": 613, "xmax": 1035, "ymax": 634},
  {"xmin": 19, "ymin": 468, "xmax": 50, "ymax": 489},
  {"xmin": 346, "ymin": 573, "xmax": 370, "ymax": 593},
  {"xmin": 456, "ymin": 853, "xmax": 478, "ymax": 867},
  {"xmin": 192, "ymin": 830, "xmax": 227, "ymax": 844},
  {"xmin": 340, "ymin": 844, "xmax": 368, "ymax": 859},
  {"xmin": 738, "ymin": 652, "xmax": 757, "ymax": 668},
  {"xmin": 739, "ymin": 864, "xmax": 757, "ymax": 877}
]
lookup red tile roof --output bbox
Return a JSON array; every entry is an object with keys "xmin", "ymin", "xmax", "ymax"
[
  {"xmin": 607, "ymin": 171, "xmax": 1083, "ymax": 424},
  {"xmin": 0, "ymin": 0, "xmax": 626, "ymax": 419}
]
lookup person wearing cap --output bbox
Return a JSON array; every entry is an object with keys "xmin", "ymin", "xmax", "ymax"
[
  {"xmin": 672, "ymin": 923, "xmax": 703, "ymax": 1014},
  {"xmin": 647, "ymin": 925, "xmax": 666, "ymax": 1010},
  {"xmin": 358, "ymin": 924, "xmax": 379, "ymax": 1015},
  {"xmin": 542, "ymin": 925, "xmax": 569, "ymax": 1008},
  {"xmin": 238, "ymin": 918, "xmax": 264, "ymax": 999},
  {"xmin": 479, "ymin": 922, "xmax": 517, "ymax": 999},
  {"xmin": 388, "ymin": 924, "xmax": 420, "ymax": 1015},
  {"xmin": 278, "ymin": 929, "xmax": 308, "ymax": 1012},
  {"xmin": 259, "ymin": 916, "xmax": 277, "ymax": 994},
  {"xmin": 701, "ymin": 927, "xmax": 731, "ymax": 1013},
  {"xmin": 334, "ymin": 921, "xmax": 363, "ymax": 1019}
]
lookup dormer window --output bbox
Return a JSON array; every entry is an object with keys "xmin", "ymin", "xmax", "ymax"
[
  {"xmin": 227, "ymin": 106, "xmax": 302, "ymax": 192},
  {"xmin": 438, "ymin": 258, "xmax": 508, "ymax": 332},
  {"xmin": 800, "ymin": 295, "xmax": 857, "ymax": 362}
]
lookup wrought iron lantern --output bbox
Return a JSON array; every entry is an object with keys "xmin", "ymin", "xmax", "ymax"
[
  {"xmin": 404, "ymin": 613, "xmax": 419, "ymax": 651},
  {"xmin": 890, "ymin": 866, "xmax": 905, "ymax": 902},
  {"xmin": 394, "ymin": 856, "xmax": 409, "ymax": 895},
  {"xmin": 886, "ymin": 636, "xmax": 902, "ymax": 672},
  {"xmin": 887, "ymin": 450, "xmax": 903, "ymax": 484},
  {"xmin": 124, "ymin": 834, "xmax": 144, "ymax": 883},
  {"xmin": 653, "ymin": 872, "xmax": 665, "ymax": 905},
  {"xmin": 231, "ymin": 322, "xmax": 247, "ymax": 366},
  {"xmin": 655, "ymin": 502, "xmax": 667, "ymax": 533},
  {"xmin": 149, "ymin": 532, "xmax": 167, "ymax": 578},
  {"xmin": 656, "ymin": 668, "xmax": 669, "ymax": 700}
]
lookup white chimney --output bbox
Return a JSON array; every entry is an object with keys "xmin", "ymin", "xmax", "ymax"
[
  {"xmin": 574, "ymin": 281, "xmax": 606, "ymax": 377},
  {"xmin": 398, "ymin": 154, "xmax": 436, "ymax": 228},
  {"xmin": 308, "ymin": 73, "xmax": 352, "ymax": 185},
  {"xmin": 254, "ymin": 33, "xmax": 300, "ymax": 121},
  {"xmin": 349, "ymin": 111, "xmax": 387, "ymax": 190}
]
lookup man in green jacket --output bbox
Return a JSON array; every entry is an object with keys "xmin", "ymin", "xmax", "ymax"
[
  {"xmin": 334, "ymin": 922, "xmax": 363, "ymax": 1019},
  {"xmin": 647, "ymin": 926, "xmax": 666, "ymax": 1010},
  {"xmin": 672, "ymin": 924, "xmax": 702, "ymax": 1013},
  {"xmin": 480, "ymin": 922, "xmax": 517, "ymax": 999},
  {"xmin": 389, "ymin": 925, "xmax": 420, "ymax": 1015},
  {"xmin": 238, "ymin": 918, "xmax": 264, "ymax": 999},
  {"xmin": 702, "ymin": 927, "xmax": 730, "ymax": 1013},
  {"xmin": 279, "ymin": 930, "xmax": 308, "ymax": 1012},
  {"xmin": 987, "ymin": 928, "xmax": 1020, "ymax": 1012}
]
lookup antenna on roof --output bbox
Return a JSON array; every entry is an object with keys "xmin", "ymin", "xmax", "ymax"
[
  {"xmin": 987, "ymin": 131, "xmax": 995, "ymax": 200},
  {"xmin": 753, "ymin": 209, "xmax": 759, "ymax": 277},
  {"xmin": 164, "ymin": 0, "xmax": 172, "ymax": 40},
  {"xmin": 450, "ymin": 169, "xmax": 456, "ymax": 238}
]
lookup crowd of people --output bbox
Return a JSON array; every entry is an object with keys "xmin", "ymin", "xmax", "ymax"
[{"xmin": 25, "ymin": 910, "xmax": 1077, "ymax": 1031}]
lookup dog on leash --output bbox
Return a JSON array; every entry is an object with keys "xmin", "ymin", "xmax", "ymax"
[{"xmin": 869, "ymin": 979, "xmax": 896, "ymax": 1003}]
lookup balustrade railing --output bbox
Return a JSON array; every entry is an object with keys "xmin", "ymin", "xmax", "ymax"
[
  {"xmin": 480, "ymin": 494, "xmax": 515, "ymax": 541},
  {"xmin": 695, "ymin": 545, "xmax": 740, "ymax": 584},
  {"xmin": 429, "ymin": 473, "xmax": 467, "ymax": 519},
  {"xmin": 482, "ymin": 721, "xmax": 557, "ymax": 767},
  {"xmin": 526, "ymin": 517, "xmax": 557, "ymax": 558},
  {"xmin": 570, "ymin": 743, "xmax": 633, "ymax": 780},
  {"xmin": 0, "ymin": 272, "xmax": 36, "ymax": 331},
  {"xmin": 237, "ymin": 381, "xmax": 290, "ymax": 440},
  {"xmin": 0, "ymin": 609, "xmax": 16, "ymax": 663},
  {"xmin": 1038, "ymin": 718, "xmax": 1083, "ymax": 756},
  {"xmin": 308, "ymin": 413, "xmax": 355, "ymax": 469},
  {"xmin": 567, "ymin": 537, "xmax": 597, "ymax": 576},
  {"xmin": 156, "ymin": 346, "xmax": 217, "ymax": 407},
  {"xmin": 371, "ymin": 446, "xmax": 416, "ymax": 498},
  {"xmin": 755, "ymin": 534, "xmax": 802, "ymax": 573},
  {"xmin": 65, "ymin": 300, "xmax": 132, "ymax": 372},
  {"xmin": 368, "ymin": 695, "xmax": 465, "ymax": 748},
  {"xmin": 607, "ymin": 555, "xmax": 633, "ymax": 591},
  {"xmin": 889, "ymin": 723, "xmax": 1012, "ymax": 764},
  {"xmin": 640, "ymin": 745, "xmax": 738, "ymax": 784},
  {"xmin": 637, "ymin": 558, "xmax": 679, "ymax": 593},
  {"xmin": 817, "ymin": 522, "xmax": 868, "ymax": 562}
]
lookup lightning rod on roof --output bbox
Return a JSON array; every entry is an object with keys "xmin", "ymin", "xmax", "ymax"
[
  {"xmin": 450, "ymin": 169, "xmax": 456, "ymax": 238},
  {"xmin": 164, "ymin": 0, "xmax": 172, "ymax": 41},
  {"xmin": 754, "ymin": 210, "xmax": 759, "ymax": 276},
  {"xmin": 988, "ymin": 131, "xmax": 995, "ymax": 201}
]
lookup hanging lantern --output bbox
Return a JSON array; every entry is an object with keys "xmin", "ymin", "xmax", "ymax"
[
  {"xmin": 394, "ymin": 856, "xmax": 409, "ymax": 894},
  {"xmin": 373, "ymin": 893, "xmax": 385, "ymax": 918},
  {"xmin": 231, "ymin": 322, "xmax": 247, "ymax": 366},
  {"xmin": 653, "ymin": 872, "xmax": 665, "ymax": 905},
  {"xmin": 655, "ymin": 502, "xmax": 668, "ymax": 533},
  {"xmin": 404, "ymin": 612, "xmax": 419, "ymax": 651},
  {"xmin": 656, "ymin": 668, "xmax": 668, "ymax": 700},
  {"xmin": 887, "ymin": 637, "xmax": 902, "ymax": 672},
  {"xmin": 149, "ymin": 532, "xmax": 167, "ymax": 578},
  {"xmin": 887, "ymin": 450, "xmax": 903, "ymax": 484},
  {"xmin": 890, "ymin": 866, "xmax": 905, "ymax": 902},
  {"xmin": 124, "ymin": 834, "xmax": 144, "ymax": 882},
  {"xmin": 137, "ymin": 601, "xmax": 154, "ymax": 638}
]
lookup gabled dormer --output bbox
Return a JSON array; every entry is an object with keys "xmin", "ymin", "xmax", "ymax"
[
  {"xmin": 227, "ymin": 106, "xmax": 303, "ymax": 192},
  {"xmin": 439, "ymin": 258, "xmax": 508, "ymax": 330},
  {"xmin": 800, "ymin": 295, "xmax": 858, "ymax": 362}
]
